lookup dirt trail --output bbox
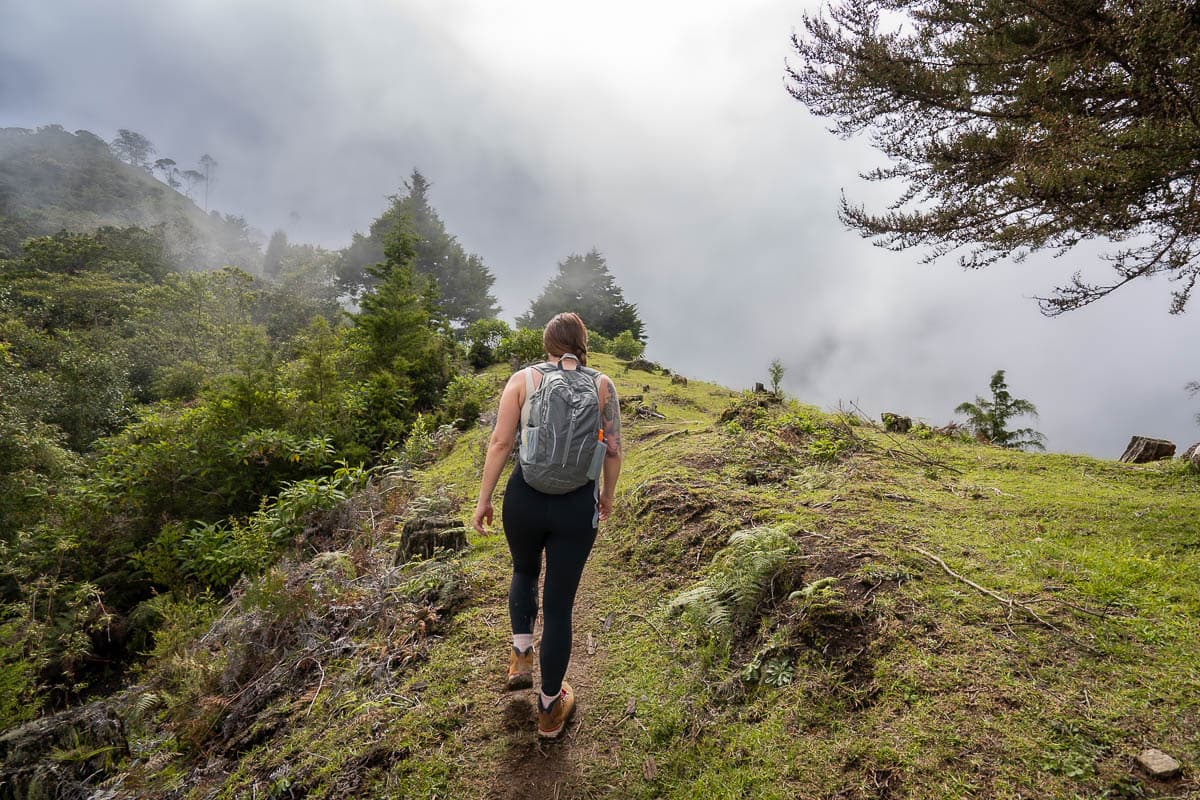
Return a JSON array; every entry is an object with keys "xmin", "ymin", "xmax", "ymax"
[{"xmin": 483, "ymin": 533, "xmax": 626, "ymax": 800}]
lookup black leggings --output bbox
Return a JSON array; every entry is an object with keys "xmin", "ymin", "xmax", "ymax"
[{"xmin": 503, "ymin": 465, "xmax": 597, "ymax": 696}]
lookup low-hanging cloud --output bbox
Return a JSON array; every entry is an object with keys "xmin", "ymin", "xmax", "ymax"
[{"xmin": 1, "ymin": 0, "xmax": 1196, "ymax": 457}]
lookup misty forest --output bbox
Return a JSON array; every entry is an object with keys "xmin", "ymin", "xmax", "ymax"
[{"xmin": 1, "ymin": 2, "xmax": 1199, "ymax": 799}]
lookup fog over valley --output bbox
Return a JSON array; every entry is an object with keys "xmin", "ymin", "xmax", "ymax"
[{"xmin": 2, "ymin": 0, "xmax": 1196, "ymax": 457}]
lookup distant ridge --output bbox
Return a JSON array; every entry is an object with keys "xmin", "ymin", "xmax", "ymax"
[{"xmin": 0, "ymin": 125, "xmax": 260, "ymax": 270}]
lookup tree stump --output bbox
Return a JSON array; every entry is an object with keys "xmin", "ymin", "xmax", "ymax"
[
  {"xmin": 396, "ymin": 516, "xmax": 469, "ymax": 562},
  {"xmin": 1182, "ymin": 442, "xmax": 1200, "ymax": 468},
  {"xmin": 627, "ymin": 358, "xmax": 659, "ymax": 373},
  {"xmin": 1119, "ymin": 436, "xmax": 1176, "ymax": 463}
]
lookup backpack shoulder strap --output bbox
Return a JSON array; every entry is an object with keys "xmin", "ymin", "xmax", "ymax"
[
  {"xmin": 520, "ymin": 367, "xmax": 536, "ymax": 430},
  {"xmin": 581, "ymin": 366, "xmax": 603, "ymax": 394}
]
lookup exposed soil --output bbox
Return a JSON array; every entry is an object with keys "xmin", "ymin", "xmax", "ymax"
[{"xmin": 485, "ymin": 539, "xmax": 618, "ymax": 800}]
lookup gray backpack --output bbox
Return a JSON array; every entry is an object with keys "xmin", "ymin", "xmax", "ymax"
[{"xmin": 518, "ymin": 359, "xmax": 605, "ymax": 494}]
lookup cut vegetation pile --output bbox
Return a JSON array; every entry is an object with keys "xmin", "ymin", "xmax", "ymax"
[{"xmin": 2, "ymin": 353, "xmax": 1198, "ymax": 799}]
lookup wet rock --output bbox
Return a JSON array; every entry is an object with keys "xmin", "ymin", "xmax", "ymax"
[
  {"xmin": 881, "ymin": 413, "xmax": 912, "ymax": 433},
  {"xmin": 1136, "ymin": 748, "xmax": 1181, "ymax": 779},
  {"xmin": 1120, "ymin": 436, "xmax": 1176, "ymax": 463},
  {"xmin": 627, "ymin": 358, "xmax": 660, "ymax": 373}
]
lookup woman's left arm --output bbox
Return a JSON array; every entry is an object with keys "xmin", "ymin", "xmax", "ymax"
[
  {"xmin": 472, "ymin": 373, "xmax": 524, "ymax": 535},
  {"xmin": 598, "ymin": 375, "xmax": 623, "ymax": 521}
]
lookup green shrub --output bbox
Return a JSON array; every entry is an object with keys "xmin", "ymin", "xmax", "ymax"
[
  {"xmin": 496, "ymin": 327, "xmax": 544, "ymax": 365},
  {"xmin": 441, "ymin": 373, "xmax": 493, "ymax": 429},
  {"xmin": 179, "ymin": 519, "xmax": 273, "ymax": 590},
  {"xmin": 0, "ymin": 619, "xmax": 40, "ymax": 729},
  {"xmin": 153, "ymin": 464, "xmax": 370, "ymax": 591},
  {"xmin": 151, "ymin": 360, "xmax": 207, "ymax": 401},
  {"xmin": 588, "ymin": 331, "xmax": 612, "ymax": 355},
  {"xmin": 807, "ymin": 433, "xmax": 850, "ymax": 461},
  {"xmin": 610, "ymin": 330, "xmax": 645, "ymax": 360},
  {"xmin": 401, "ymin": 413, "xmax": 460, "ymax": 468},
  {"xmin": 464, "ymin": 318, "xmax": 511, "ymax": 368}
]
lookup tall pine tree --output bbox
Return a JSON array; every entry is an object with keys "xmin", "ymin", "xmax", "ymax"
[
  {"xmin": 351, "ymin": 221, "xmax": 451, "ymax": 446},
  {"xmin": 337, "ymin": 170, "xmax": 499, "ymax": 325},
  {"xmin": 517, "ymin": 249, "xmax": 645, "ymax": 342}
]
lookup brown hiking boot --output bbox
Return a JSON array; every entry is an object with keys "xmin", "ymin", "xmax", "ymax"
[
  {"xmin": 537, "ymin": 681, "xmax": 576, "ymax": 738},
  {"xmin": 506, "ymin": 646, "xmax": 534, "ymax": 690}
]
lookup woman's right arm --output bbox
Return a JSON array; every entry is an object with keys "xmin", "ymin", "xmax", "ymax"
[{"xmin": 472, "ymin": 372, "xmax": 524, "ymax": 535}]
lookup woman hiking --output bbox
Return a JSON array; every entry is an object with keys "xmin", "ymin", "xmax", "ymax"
[{"xmin": 472, "ymin": 312, "xmax": 623, "ymax": 738}]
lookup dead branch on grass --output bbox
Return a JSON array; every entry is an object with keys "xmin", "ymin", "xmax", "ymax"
[
  {"xmin": 655, "ymin": 429, "xmax": 690, "ymax": 445},
  {"xmin": 906, "ymin": 544, "xmax": 1101, "ymax": 655}
]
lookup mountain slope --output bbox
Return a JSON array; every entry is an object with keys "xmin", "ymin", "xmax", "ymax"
[
  {"xmin": 2, "ymin": 354, "xmax": 1197, "ymax": 799},
  {"xmin": 0, "ymin": 126, "xmax": 260, "ymax": 269}
]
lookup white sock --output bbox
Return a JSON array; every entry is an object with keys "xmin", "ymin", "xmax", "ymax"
[
  {"xmin": 539, "ymin": 689, "xmax": 558, "ymax": 709},
  {"xmin": 513, "ymin": 634, "xmax": 534, "ymax": 652}
]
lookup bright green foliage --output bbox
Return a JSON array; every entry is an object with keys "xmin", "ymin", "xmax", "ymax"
[
  {"xmin": 588, "ymin": 330, "xmax": 612, "ymax": 354},
  {"xmin": 789, "ymin": 0, "xmax": 1200, "ymax": 314},
  {"xmin": 141, "ymin": 464, "xmax": 370, "ymax": 591},
  {"xmin": 494, "ymin": 327, "xmax": 545, "ymax": 365},
  {"xmin": 610, "ymin": 329, "xmax": 645, "ymax": 360},
  {"xmin": 956, "ymin": 369, "xmax": 1045, "ymax": 450},
  {"xmin": 516, "ymin": 250, "xmax": 645, "ymax": 342},
  {"xmin": 281, "ymin": 317, "xmax": 370, "ymax": 460},
  {"xmin": 440, "ymin": 373, "xmax": 494, "ymax": 429},
  {"xmin": 337, "ymin": 170, "xmax": 498, "ymax": 324}
]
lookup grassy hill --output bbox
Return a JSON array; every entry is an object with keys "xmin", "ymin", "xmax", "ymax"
[
  {"xmin": 0, "ymin": 125, "xmax": 260, "ymax": 270},
  {"xmin": 3, "ymin": 354, "xmax": 1198, "ymax": 799}
]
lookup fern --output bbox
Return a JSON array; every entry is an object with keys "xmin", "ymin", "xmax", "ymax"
[{"xmin": 669, "ymin": 526, "xmax": 797, "ymax": 638}]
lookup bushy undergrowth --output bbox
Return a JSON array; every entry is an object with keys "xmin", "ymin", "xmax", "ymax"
[{"xmin": 0, "ymin": 230, "xmax": 504, "ymax": 720}]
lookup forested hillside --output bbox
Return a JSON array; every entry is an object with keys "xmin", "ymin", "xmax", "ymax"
[{"xmin": 0, "ymin": 126, "xmax": 259, "ymax": 270}]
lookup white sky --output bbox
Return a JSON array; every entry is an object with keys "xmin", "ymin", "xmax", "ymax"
[{"xmin": 1, "ymin": 0, "xmax": 1197, "ymax": 456}]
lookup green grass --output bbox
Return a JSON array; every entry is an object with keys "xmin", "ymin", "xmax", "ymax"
[{"xmin": 85, "ymin": 354, "xmax": 1200, "ymax": 798}]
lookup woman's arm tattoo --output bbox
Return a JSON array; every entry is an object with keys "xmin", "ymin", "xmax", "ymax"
[{"xmin": 601, "ymin": 376, "xmax": 622, "ymax": 456}]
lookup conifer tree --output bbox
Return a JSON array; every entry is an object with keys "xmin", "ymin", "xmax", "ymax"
[
  {"xmin": 956, "ymin": 370, "xmax": 1045, "ymax": 451},
  {"xmin": 352, "ymin": 223, "xmax": 450, "ymax": 440},
  {"xmin": 337, "ymin": 170, "xmax": 498, "ymax": 325},
  {"xmin": 788, "ymin": 1, "xmax": 1200, "ymax": 315},
  {"xmin": 262, "ymin": 230, "xmax": 288, "ymax": 280},
  {"xmin": 517, "ymin": 250, "xmax": 645, "ymax": 342}
]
